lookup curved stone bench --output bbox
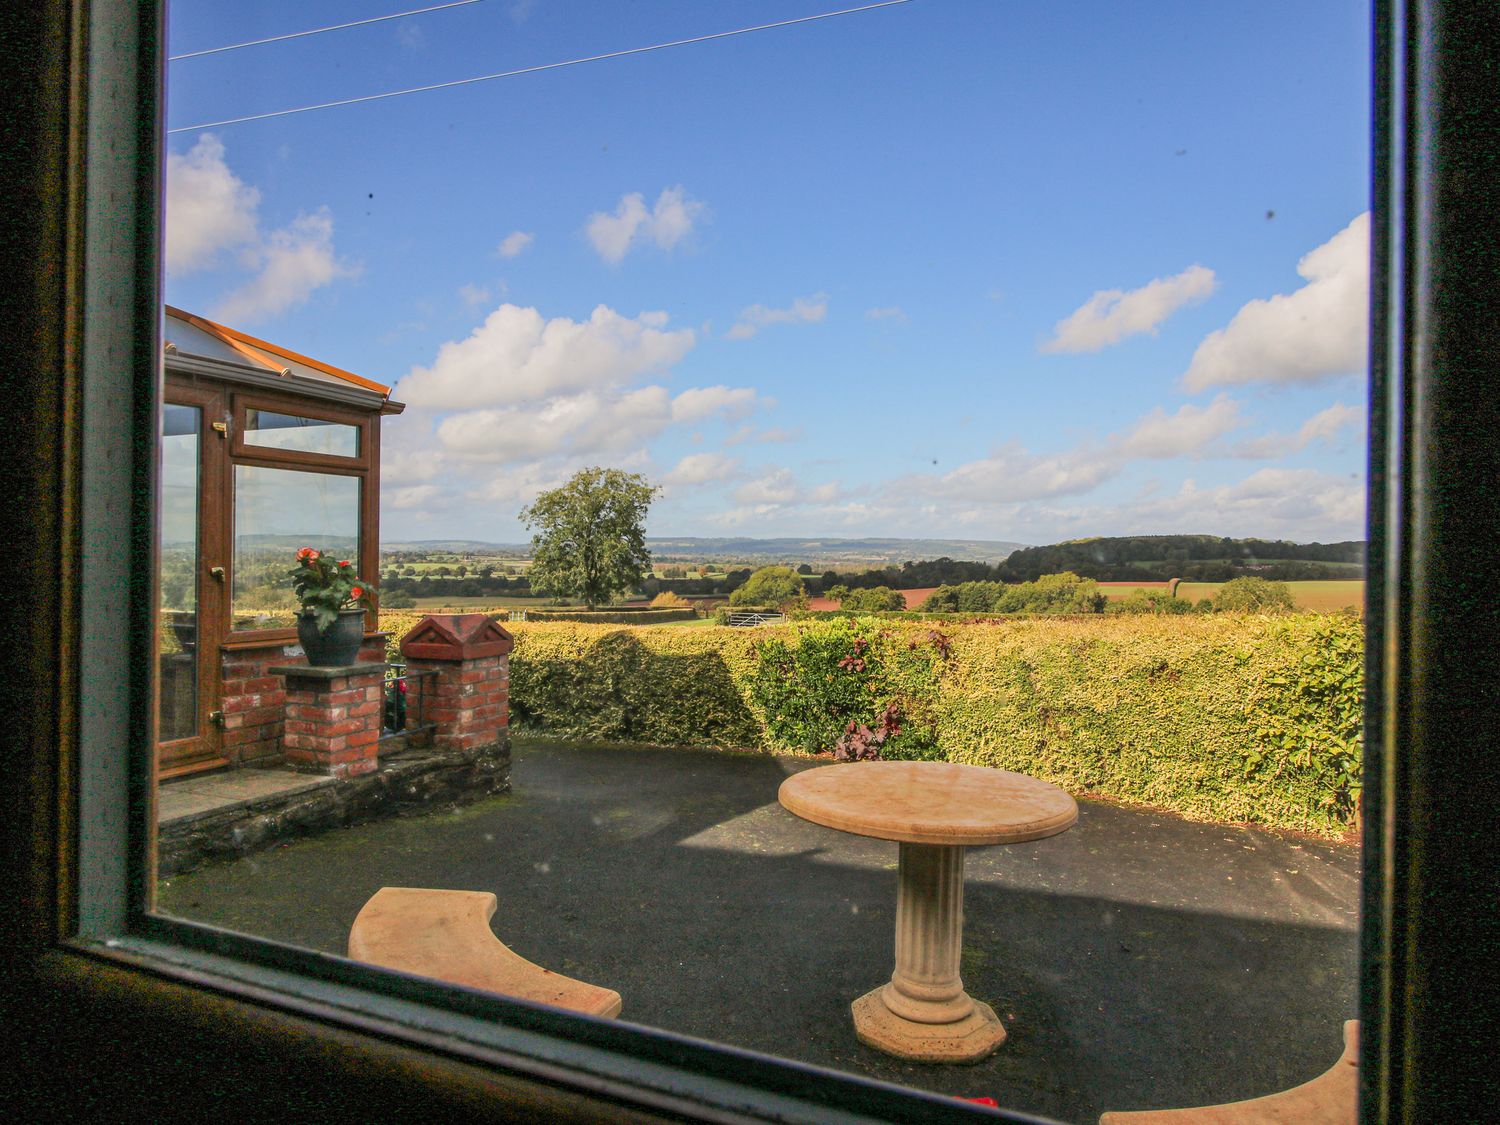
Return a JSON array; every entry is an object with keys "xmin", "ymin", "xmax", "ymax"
[
  {"xmin": 348, "ymin": 887, "xmax": 622, "ymax": 1018},
  {"xmin": 1099, "ymin": 1020, "xmax": 1357, "ymax": 1124}
]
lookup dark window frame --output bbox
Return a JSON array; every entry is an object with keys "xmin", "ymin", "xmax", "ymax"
[
  {"xmin": 232, "ymin": 390, "xmax": 369, "ymax": 470},
  {"xmin": 6, "ymin": 1, "xmax": 1498, "ymax": 1122}
]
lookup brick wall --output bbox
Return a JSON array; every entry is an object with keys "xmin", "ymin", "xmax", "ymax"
[
  {"xmin": 410, "ymin": 653, "xmax": 510, "ymax": 753},
  {"xmin": 399, "ymin": 614, "xmax": 513, "ymax": 755},
  {"xmin": 278, "ymin": 664, "xmax": 386, "ymax": 777},
  {"xmin": 218, "ymin": 633, "xmax": 387, "ymax": 768}
]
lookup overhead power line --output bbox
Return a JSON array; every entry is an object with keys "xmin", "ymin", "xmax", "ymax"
[
  {"xmin": 168, "ymin": 0, "xmax": 915, "ymax": 133},
  {"xmin": 168, "ymin": 0, "xmax": 486, "ymax": 62}
]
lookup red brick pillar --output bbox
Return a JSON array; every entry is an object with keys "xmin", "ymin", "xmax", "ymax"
[
  {"xmin": 269, "ymin": 661, "xmax": 387, "ymax": 777},
  {"xmin": 398, "ymin": 614, "xmax": 513, "ymax": 753}
]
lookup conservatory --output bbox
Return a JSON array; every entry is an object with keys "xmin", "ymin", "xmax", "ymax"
[{"xmin": 159, "ymin": 306, "xmax": 403, "ymax": 778}]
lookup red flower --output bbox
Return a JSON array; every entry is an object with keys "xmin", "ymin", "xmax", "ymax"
[
  {"xmin": 338, "ymin": 560, "xmax": 352, "ymax": 568},
  {"xmin": 296, "ymin": 546, "xmax": 320, "ymax": 561},
  {"xmin": 350, "ymin": 586, "xmax": 364, "ymax": 599}
]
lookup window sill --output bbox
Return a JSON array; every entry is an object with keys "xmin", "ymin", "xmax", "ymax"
[{"xmin": 37, "ymin": 930, "xmax": 1032, "ymax": 1125}]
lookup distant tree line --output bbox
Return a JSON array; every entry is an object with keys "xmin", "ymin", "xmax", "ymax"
[
  {"xmin": 1000, "ymin": 535, "xmax": 1364, "ymax": 582},
  {"xmin": 375, "ymin": 534, "xmax": 1365, "ymax": 606}
]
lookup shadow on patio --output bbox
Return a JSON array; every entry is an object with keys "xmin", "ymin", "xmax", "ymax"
[{"xmin": 156, "ymin": 737, "xmax": 1360, "ymax": 1124}]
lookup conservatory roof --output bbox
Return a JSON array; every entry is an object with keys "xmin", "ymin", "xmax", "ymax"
[{"xmin": 163, "ymin": 306, "xmax": 403, "ymax": 413}]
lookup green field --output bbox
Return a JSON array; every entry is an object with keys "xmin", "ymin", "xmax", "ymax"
[
  {"xmin": 1176, "ymin": 580, "xmax": 1365, "ymax": 613},
  {"xmin": 404, "ymin": 596, "xmax": 717, "ymax": 624},
  {"xmin": 1096, "ymin": 582, "xmax": 1175, "ymax": 601},
  {"xmin": 408, "ymin": 595, "xmax": 556, "ymax": 610}
]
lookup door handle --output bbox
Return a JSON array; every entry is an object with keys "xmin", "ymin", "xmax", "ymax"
[{"xmin": 209, "ymin": 566, "xmax": 225, "ymax": 581}]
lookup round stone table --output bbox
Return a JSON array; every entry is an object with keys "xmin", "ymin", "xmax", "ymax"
[{"xmin": 778, "ymin": 760, "xmax": 1077, "ymax": 1063}]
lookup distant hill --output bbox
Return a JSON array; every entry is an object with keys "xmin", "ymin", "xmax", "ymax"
[
  {"xmin": 381, "ymin": 540, "xmax": 529, "ymax": 554},
  {"xmin": 381, "ymin": 536, "xmax": 1028, "ymax": 566},
  {"xmin": 643, "ymin": 537, "xmax": 1028, "ymax": 565}
]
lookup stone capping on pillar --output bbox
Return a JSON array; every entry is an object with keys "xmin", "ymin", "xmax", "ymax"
[
  {"xmin": 269, "ymin": 661, "xmax": 388, "ymax": 779},
  {"xmin": 399, "ymin": 614, "xmax": 513, "ymax": 754},
  {"xmin": 400, "ymin": 613, "xmax": 514, "ymax": 661}
]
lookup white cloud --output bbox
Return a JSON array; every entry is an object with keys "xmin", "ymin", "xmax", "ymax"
[
  {"xmin": 903, "ymin": 396, "xmax": 1245, "ymax": 509},
  {"xmin": 865, "ymin": 306, "xmax": 907, "ymax": 323},
  {"xmin": 213, "ymin": 209, "xmax": 358, "ymax": 324},
  {"xmin": 167, "ymin": 134, "xmax": 356, "ymax": 323},
  {"xmin": 1183, "ymin": 213, "xmax": 1370, "ymax": 390},
  {"xmin": 725, "ymin": 424, "xmax": 800, "ymax": 446},
  {"xmin": 1116, "ymin": 396, "xmax": 1243, "ymax": 459},
  {"xmin": 733, "ymin": 468, "xmax": 802, "ymax": 506},
  {"xmin": 458, "ymin": 283, "xmax": 491, "ymax": 308},
  {"xmin": 1152, "ymin": 468, "xmax": 1366, "ymax": 532},
  {"xmin": 1232, "ymin": 402, "xmax": 1365, "ymax": 459},
  {"xmin": 930, "ymin": 445, "xmax": 1117, "ymax": 504},
  {"xmin": 726, "ymin": 293, "xmax": 828, "ymax": 340},
  {"xmin": 385, "ymin": 484, "xmax": 443, "ymax": 510},
  {"xmin": 670, "ymin": 385, "xmax": 765, "ymax": 424},
  {"xmin": 1042, "ymin": 264, "xmax": 1216, "ymax": 354},
  {"xmin": 497, "ymin": 230, "xmax": 534, "ymax": 258},
  {"xmin": 395, "ymin": 303, "xmax": 695, "ymax": 409},
  {"xmin": 435, "ymin": 386, "xmax": 674, "ymax": 465},
  {"xmin": 164, "ymin": 134, "xmax": 260, "ymax": 275},
  {"xmin": 586, "ymin": 186, "xmax": 704, "ymax": 264},
  {"xmin": 663, "ymin": 452, "xmax": 739, "ymax": 486}
]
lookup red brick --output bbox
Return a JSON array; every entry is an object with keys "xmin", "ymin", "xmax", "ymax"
[
  {"xmin": 316, "ymin": 717, "xmax": 370, "ymax": 737},
  {"xmin": 242, "ymin": 705, "xmax": 282, "ymax": 727},
  {"xmin": 348, "ymin": 701, "xmax": 381, "ymax": 719}
]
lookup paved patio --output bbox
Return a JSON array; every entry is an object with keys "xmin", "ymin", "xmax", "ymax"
[{"xmin": 157, "ymin": 737, "xmax": 1360, "ymax": 1123}]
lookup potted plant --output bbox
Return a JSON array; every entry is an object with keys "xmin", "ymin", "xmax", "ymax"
[{"xmin": 288, "ymin": 547, "xmax": 376, "ymax": 667}]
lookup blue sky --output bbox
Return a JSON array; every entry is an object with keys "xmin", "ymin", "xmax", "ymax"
[{"xmin": 164, "ymin": 0, "xmax": 1372, "ymax": 546}]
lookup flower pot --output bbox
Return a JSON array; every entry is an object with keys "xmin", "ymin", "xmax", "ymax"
[{"xmin": 297, "ymin": 608, "xmax": 367, "ymax": 667}]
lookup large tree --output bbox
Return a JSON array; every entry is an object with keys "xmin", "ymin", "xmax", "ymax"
[
  {"xmin": 519, "ymin": 468, "xmax": 657, "ymax": 609},
  {"xmin": 729, "ymin": 565, "xmax": 806, "ymax": 609}
]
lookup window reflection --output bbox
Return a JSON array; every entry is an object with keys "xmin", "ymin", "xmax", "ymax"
[
  {"xmin": 232, "ymin": 466, "xmax": 359, "ymax": 630},
  {"xmin": 159, "ymin": 404, "xmax": 199, "ymax": 741},
  {"xmin": 244, "ymin": 408, "xmax": 359, "ymax": 458}
]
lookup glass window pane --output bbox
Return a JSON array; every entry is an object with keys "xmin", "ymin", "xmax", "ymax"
[
  {"xmin": 243, "ymin": 408, "xmax": 359, "ymax": 458},
  {"xmin": 159, "ymin": 404, "xmax": 199, "ymax": 741},
  {"xmin": 233, "ymin": 466, "xmax": 359, "ymax": 630}
]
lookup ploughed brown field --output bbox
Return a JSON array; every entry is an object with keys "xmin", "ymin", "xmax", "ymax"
[{"xmin": 805, "ymin": 588, "xmax": 939, "ymax": 612}]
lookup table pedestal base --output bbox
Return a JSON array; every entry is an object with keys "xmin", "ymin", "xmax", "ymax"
[
  {"xmin": 850, "ymin": 841, "xmax": 1008, "ymax": 1064},
  {"xmin": 852, "ymin": 989, "xmax": 1006, "ymax": 1063}
]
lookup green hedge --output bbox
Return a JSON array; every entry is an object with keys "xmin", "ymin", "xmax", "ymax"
[
  {"xmin": 503, "ymin": 622, "xmax": 765, "ymax": 748},
  {"xmin": 929, "ymin": 614, "xmax": 1362, "ymax": 836},
  {"xmin": 385, "ymin": 614, "xmax": 1363, "ymax": 838}
]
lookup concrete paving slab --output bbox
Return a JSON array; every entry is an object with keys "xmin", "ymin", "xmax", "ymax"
[{"xmin": 156, "ymin": 738, "xmax": 1360, "ymax": 1123}]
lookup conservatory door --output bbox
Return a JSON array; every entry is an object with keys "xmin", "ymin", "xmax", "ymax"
[{"xmin": 157, "ymin": 390, "xmax": 227, "ymax": 777}]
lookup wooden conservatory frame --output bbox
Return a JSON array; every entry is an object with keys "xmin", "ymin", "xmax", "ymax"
[{"xmin": 160, "ymin": 306, "xmax": 403, "ymax": 777}]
